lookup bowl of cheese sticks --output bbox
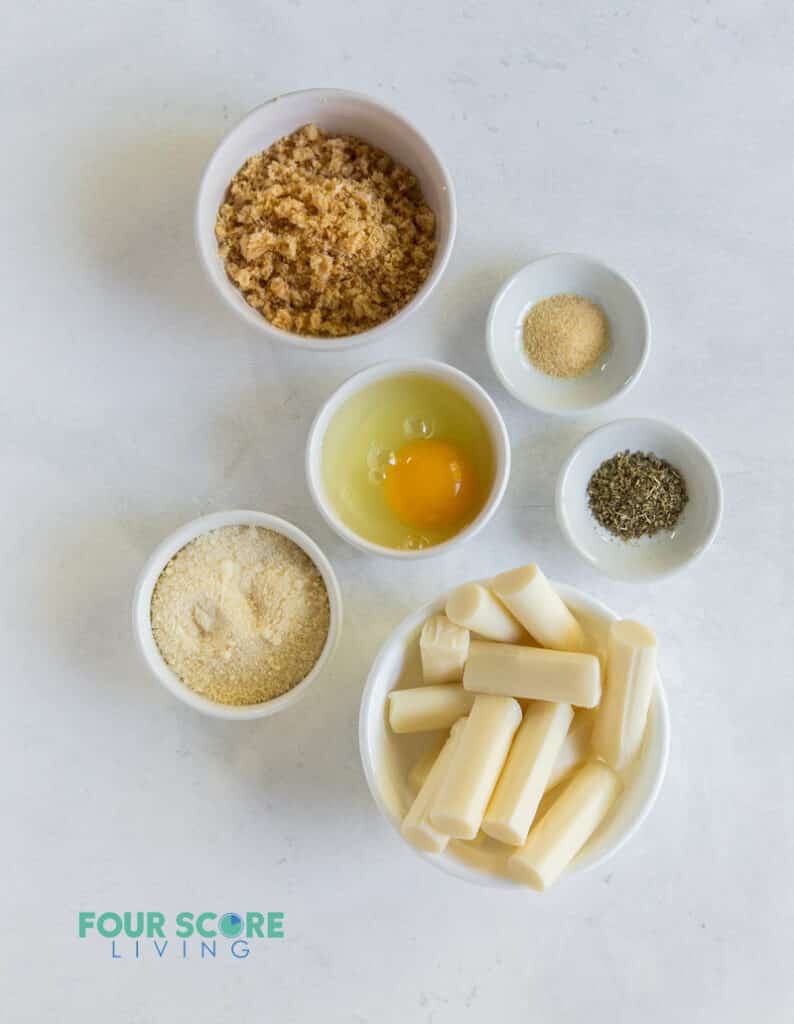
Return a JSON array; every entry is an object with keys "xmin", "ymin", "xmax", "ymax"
[{"xmin": 359, "ymin": 564, "xmax": 669, "ymax": 890}]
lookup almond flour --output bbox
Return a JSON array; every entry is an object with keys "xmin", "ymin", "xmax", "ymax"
[
  {"xmin": 150, "ymin": 526, "xmax": 330, "ymax": 705},
  {"xmin": 215, "ymin": 123, "xmax": 437, "ymax": 338}
]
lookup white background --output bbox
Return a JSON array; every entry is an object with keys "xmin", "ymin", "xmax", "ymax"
[{"xmin": 2, "ymin": 1, "xmax": 792, "ymax": 1020}]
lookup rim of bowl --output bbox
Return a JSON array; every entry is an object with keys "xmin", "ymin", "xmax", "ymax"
[
  {"xmin": 358, "ymin": 583, "xmax": 671, "ymax": 888},
  {"xmin": 132, "ymin": 510, "xmax": 343, "ymax": 720},
  {"xmin": 305, "ymin": 358, "xmax": 512, "ymax": 560},
  {"xmin": 555, "ymin": 417, "xmax": 724, "ymax": 582},
  {"xmin": 195, "ymin": 88, "xmax": 458, "ymax": 352},
  {"xmin": 486, "ymin": 251, "xmax": 652, "ymax": 416}
]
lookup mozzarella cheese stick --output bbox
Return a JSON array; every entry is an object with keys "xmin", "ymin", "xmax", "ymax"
[
  {"xmin": 430, "ymin": 694, "xmax": 522, "ymax": 839},
  {"xmin": 449, "ymin": 833, "xmax": 513, "ymax": 879},
  {"xmin": 445, "ymin": 583, "xmax": 527, "ymax": 643},
  {"xmin": 420, "ymin": 614, "xmax": 470, "ymax": 684},
  {"xmin": 546, "ymin": 712, "xmax": 593, "ymax": 790},
  {"xmin": 463, "ymin": 641, "xmax": 601, "ymax": 708},
  {"xmin": 490, "ymin": 564, "xmax": 586, "ymax": 652},
  {"xmin": 402, "ymin": 719, "xmax": 467, "ymax": 854},
  {"xmin": 482, "ymin": 702, "xmax": 574, "ymax": 845},
  {"xmin": 508, "ymin": 761, "xmax": 621, "ymax": 890},
  {"xmin": 591, "ymin": 620, "xmax": 657, "ymax": 771},
  {"xmin": 408, "ymin": 739, "xmax": 446, "ymax": 793},
  {"xmin": 388, "ymin": 684, "xmax": 474, "ymax": 734}
]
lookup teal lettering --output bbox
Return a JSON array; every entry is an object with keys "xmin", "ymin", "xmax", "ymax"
[
  {"xmin": 196, "ymin": 912, "xmax": 216, "ymax": 938},
  {"xmin": 124, "ymin": 912, "xmax": 144, "ymax": 938},
  {"xmin": 246, "ymin": 912, "xmax": 265, "ymax": 938},
  {"xmin": 147, "ymin": 912, "xmax": 166, "ymax": 938},
  {"xmin": 267, "ymin": 912, "xmax": 285, "ymax": 939},
  {"xmin": 98, "ymin": 913, "xmax": 123, "ymax": 938},
  {"xmin": 78, "ymin": 912, "xmax": 95, "ymax": 937},
  {"xmin": 175, "ymin": 912, "xmax": 194, "ymax": 938}
]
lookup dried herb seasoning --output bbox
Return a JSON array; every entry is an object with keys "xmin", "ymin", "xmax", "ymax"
[{"xmin": 587, "ymin": 450, "xmax": 688, "ymax": 541}]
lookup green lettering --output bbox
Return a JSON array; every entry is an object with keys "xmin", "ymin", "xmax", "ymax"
[
  {"xmin": 97, "ymin": 913, "xmax": 123, "ymax": 938},
  {"xmin": 267, "ymin": 912, "xmax": 284, "ymax": 939},
  {"xmin": 175, "ymin": 912, "xmax": 194, "ymax": 938},
  {"xmin": 246, "ymin": 912, "xmax": 265, "ymax": 938}
]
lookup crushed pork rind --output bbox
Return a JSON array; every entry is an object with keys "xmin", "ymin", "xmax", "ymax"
[{"xmin": 215, "ymin": 124, "xmax": 437, "ymax": 338}]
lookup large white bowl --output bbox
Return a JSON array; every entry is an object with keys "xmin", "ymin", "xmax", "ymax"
[
  {"xmin": 305, "ymin": 358, "xmax": 511, "ymax": 560},
  {"xmin": 487, "ymin": 253, "xmax": 650, "ymax": 415},
  {"xmin": 133, "ymin": 510, "xmax": 342, "ymax": 720},
  {"xmin": 196, "ymin": 88, "xmax": 456, "ymax": 351},
  {"xmin": 556, "ymin": 418, "xmax": 723, "ymax": 582},
  {"xmin": 359, "ymin": 583, "xmax": 669, "ymax": 889}
]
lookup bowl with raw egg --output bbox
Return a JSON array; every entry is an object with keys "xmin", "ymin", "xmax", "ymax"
[{"xmin": 305, "ymin": 359, "xmax": 511, "ymax": 558}]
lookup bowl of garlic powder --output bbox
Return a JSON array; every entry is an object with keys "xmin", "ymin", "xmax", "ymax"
[
  {"xmin": 487, "ymin": 253, "xmax": 651, "ymax": 415},
  {"xmin": 133, "ymin": 511, "xmax": 342, "ymax": 719}
]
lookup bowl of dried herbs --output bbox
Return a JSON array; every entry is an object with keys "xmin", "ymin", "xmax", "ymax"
[{"xmin": 555, "ymin": 418, "xmax": 723, "ymax": 581}]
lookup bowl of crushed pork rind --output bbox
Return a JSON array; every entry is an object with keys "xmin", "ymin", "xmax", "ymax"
[{"xmin": 196, "ymin": 88, "xmax": 457, "ymax": 350}]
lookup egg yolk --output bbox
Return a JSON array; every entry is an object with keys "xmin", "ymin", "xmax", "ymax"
[{"xmin": 383, "ymin": 439, "xmax": 478, "ymax": 529}]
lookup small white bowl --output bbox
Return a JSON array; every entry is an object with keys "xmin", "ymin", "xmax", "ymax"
[
  {"xmin": 487, "ymin": 253, "xmax": 650, "ymax": 415},
  {"xmin": 132, "ymin": 510, "xmax": 342, "ymax": 719},
  {"xmin": 556, "ymin": 418, "xmax": 723, "ymax": 582},
  {"xmin": 196, "ymin": 88, "xmax": 457, "ymax": 351},
  {"xmin": 359, "ymin": 584, "xmax": 670, "ymax": 889},
  {"xmin": 305, "ymin": 358, "xmax": 511, "ymax": 560}
]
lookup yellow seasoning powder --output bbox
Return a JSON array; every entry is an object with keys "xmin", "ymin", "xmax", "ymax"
[{"xmin": 523, "ymin": 293, "xmax": 610, "ymax": 378}]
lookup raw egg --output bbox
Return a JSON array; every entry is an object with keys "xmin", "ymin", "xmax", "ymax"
[
  {"xmin": 384, "ymin": 439, "xmax": 478, "ymax": 529},
  {"xmin": 321, "ymin": 373, "xmax": 495, "ymax": 550}
]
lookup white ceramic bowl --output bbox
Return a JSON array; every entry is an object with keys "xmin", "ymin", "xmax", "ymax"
[
  {"xmin": 359, "ymin": 583, "xmax": 669, "ymax": 889},
  {"xmin": 305, "ymin": 359, "xmax": 511, "ymax": 559},
  {"xmin": 487, "ymin": 253, "xmax": 650, "ymax": 415},
  {"xmin": 196, "ymin": 88, "xmax": 457, "ymax": 351},
  {"xmin": 556, "ymin": 418, "xmax": 723, "ymax": 582},
  {"xmin": 133, "ymin": 510, "xmax": 342, "ymax": 719}
]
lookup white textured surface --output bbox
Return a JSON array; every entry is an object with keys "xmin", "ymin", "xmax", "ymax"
[{"xmin": 1, "ymin": 1, "xmax": 791, "ymax": 1021}]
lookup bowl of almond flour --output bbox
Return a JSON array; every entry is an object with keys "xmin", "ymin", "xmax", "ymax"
[{"xmin": 133, "ymin": 511, "xmax": 342, "ymax": 719}]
